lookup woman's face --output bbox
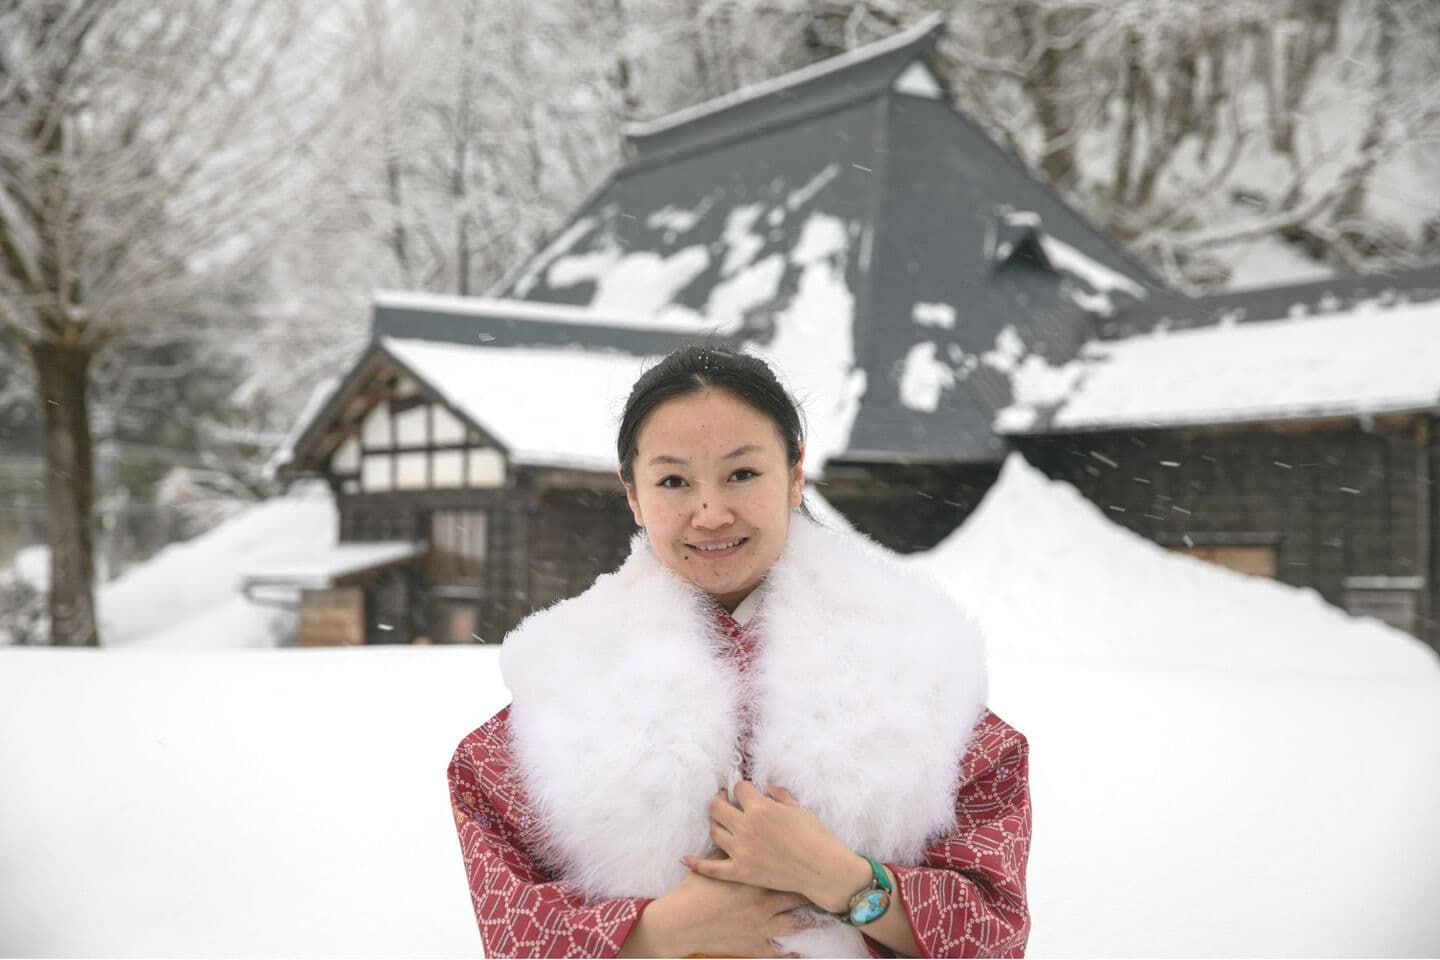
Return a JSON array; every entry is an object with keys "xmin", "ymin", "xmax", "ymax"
[{"xmin": 621, "ymin": 388, "xmax": 804, "ymax": 612}]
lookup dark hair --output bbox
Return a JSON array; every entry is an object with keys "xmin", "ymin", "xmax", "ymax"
[{"xmin": 617, "ymin": 344, "xmax": 817, "ymax": 521}]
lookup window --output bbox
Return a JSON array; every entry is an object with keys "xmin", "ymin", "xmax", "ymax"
[
  {"xmin": 360, "ymin": 454, "xmax": 393, "ymax": 492},
  {"xmin": 1174, "ymin": 544, "xmax": 1276, "ymax": 579},
  {"xmin": 1342, "ymin": 577, "xmax": 1423, "ymax": 635},
  {"xmin": 432, "ymin": 511, "xmax": 487, "ymax": 580},
  {"xmin": 434, "ymin": 602, "xmax": 482, "ymax": 644}
]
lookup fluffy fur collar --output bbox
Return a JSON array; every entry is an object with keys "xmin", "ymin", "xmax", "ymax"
[{"xmin": 499, "ymin": 518, "xmax": 987, "ymax": 957}]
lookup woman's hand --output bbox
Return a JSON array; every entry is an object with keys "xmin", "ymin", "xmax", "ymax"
[
  {"xmin": 619, "ymin": 859, "xmax": 814, "ymax": 958},
  {"xmin": 682, "ymin": 783, "xmax": 875, "ymax": 916}
]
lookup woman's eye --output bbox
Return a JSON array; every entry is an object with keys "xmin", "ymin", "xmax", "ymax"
[
  {"xmin": 657, "ymin": 476, "xmax": 687, "ymax": 489},
  {"xmin": 730, "ymin": 469, "xmax": 758, "ymax": 482}
]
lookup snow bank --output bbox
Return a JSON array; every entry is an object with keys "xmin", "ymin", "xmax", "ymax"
[
  {"xmin": 98, "ymin": 482, "xmax": 337, "ymax": 648},
  {"xmin": 0, "ymin": 645, "xmax": 505, "ymax": 958},
  {"xmin": 914, "ymin": 454, "xmax": 1437, "ymax": 679},
  {"xmin": 908, "ymin": 454, "xmax": 1440, "ymax": 957}
]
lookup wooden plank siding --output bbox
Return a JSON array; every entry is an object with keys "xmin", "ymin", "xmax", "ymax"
[
  {"xmin": 817, "ymin": 461, "xmax": 1001, "ymax": 553},
  {"xmin": 333, "ymin": 475, "xmax": 635, "ymax": 644},
  {"xmin": 1013, "ymin": 415, "xmax": 1438, "ymax": 654}
]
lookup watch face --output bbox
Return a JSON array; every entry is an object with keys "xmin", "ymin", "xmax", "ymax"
[{"xmin": 849, "ymin": 889, "xmax": 891, "ymax": 926}]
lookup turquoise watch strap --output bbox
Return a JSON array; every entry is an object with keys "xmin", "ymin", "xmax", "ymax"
[{"xmin": 838, "ymin": 856, "xmax": 893, "ymax": 926}]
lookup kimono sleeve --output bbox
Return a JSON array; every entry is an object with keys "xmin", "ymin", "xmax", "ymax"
[
  {"xmin": 875, "ymin": 711, "xmax": 1032, "ymax": 959},
  {"xmin": 448, "ymin": 705, "xmax": 650, "ymax": 958}
]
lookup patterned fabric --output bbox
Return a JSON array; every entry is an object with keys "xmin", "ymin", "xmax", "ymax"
[
  {"xmin": 447, "ymin": 607, "xmax": 1032, "ymax": 958},
  {"xmin": 713, "ymin": 605, "xmax": 760, "ymax": 780},
  {"xmin": 449, "ymin": 706, "xmax": 649, "ymax": 958}
]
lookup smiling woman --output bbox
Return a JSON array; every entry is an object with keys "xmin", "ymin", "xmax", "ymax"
[{"xmin": 447, "ymin": 346, "xmax": 1032, "ymax": 959}]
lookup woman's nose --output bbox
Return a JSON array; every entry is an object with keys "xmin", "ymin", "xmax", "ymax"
[{"xmin": 692, "ymin": 495, "xmax": 736, "ymax": 529}]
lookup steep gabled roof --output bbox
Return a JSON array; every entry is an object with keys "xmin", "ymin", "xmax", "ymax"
[
  {"xmin": 621, "ymin": 14, "xmax": 944, "ymax": 168},
  {"xmin": 281, "ymin": 336, "xmax": 655, "ymax": 477},
  {"xmin": 488, "ymin": 18, "xmax": 1159, "ymax": 466}
]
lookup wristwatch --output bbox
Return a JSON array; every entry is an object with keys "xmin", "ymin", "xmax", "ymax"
[{"xmin": 838, "ymin": 855, "xmax": 893, "ymax": 926}]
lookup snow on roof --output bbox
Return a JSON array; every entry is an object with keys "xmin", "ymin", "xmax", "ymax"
[
  {"xmin": 381, "ymin": 338, "xmax": 652, "ymax": 471},
  {"xmin": 998, "ymin": 297, "xmax": 1440, "ymax": 433},
  {"xmin": 372, "ymin": 289, "xmax": 702, "ymax": 334},
  {"xmin": 622, "ymin": 13, "xmax": 943, "ymax": 139},
  {"xmin": 242, "ymin": 541, "xmax": 426, "ymax": 591}
]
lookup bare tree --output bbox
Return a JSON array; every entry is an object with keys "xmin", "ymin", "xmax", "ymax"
[{"xmin": 0, "ymin": 0, "xmax": 358, "ymax": 645}]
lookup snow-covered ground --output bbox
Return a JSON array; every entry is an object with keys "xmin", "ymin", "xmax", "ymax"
[{"xmin": 1, "ymin": 456, "xmax": 1437, "ymax": 957}]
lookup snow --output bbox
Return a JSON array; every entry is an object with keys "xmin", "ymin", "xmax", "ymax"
[
  {"xmin": 892, "ymin": 61, "xmax": 942, "ymax": 99},
  {"xmin": 4, "ymin": 454, "xmax": 1438, "ymax": 956},
  {"xmin": 381, "ymin": 338, "xmax": 651, "ymax": 471},
  {"xmin": 645, "ymin": 199, "xmax": 713, "ymax": 237},
  {"xmin": 12, "ymin": 543, "xmax": 49, "ymax": 591},
  {"xmin": 998, "ymin": 296, "xmax": 1440, "ymax": 432},
  {"xmin": 506, "ymin": 216, "xmax": 598, "ymax": 298},
  {"xmin": 546, "ymin": 243, "xmax": 712, "ymax": 317},
  {"xmin": 0, "ymin": 644, "xmax": 504, "ymax": 958},
  {"xmin": 911, "ymin": 301, "xmax": 956, "ymax": 329},
  {"xmin": 621, "ymin": 13, "xmax": 943, "ymax": 140},
  {"xmin": 373, "ymin": 290, "xmax": 702, "ymax": 334},
  {"xmin": 705, "ymin": 253, "xmax": 785, "ymax": 332},
  {"xmin": 719, "ymin": 203, "xmax": 766, "ymax": 276},
  {"xmin": 243, "ymin": 540, "xmax": 425, "ymax": 592},
  {"xmin": 1037, "ymin": 234, "xmax": 1148, "ymax": 299},
  {"xmin": 746, "ymin": 212, "xmax": 865, "ymax": 474},
  {"xmin": 97, "ymin": 483, "xmax": 337, "ymax": 648},
  {"xmin": 785, "ymin": 163, "xmax": 841, "ymax": 212},
  {"xmin": 1220, "ymin": 235, "xmax": 1337, "ymax": 291},
  {"xmin": 904, "ymin": 454, "xmax": 1440, "ymax": 955},
  {"xmin": 897, "ymin": 341, "xmax": 954, "ymax": 412}
]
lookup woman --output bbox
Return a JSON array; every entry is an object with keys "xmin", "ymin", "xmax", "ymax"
[{"xmin": 448, "ymin": 346, "xmax": 1031, "ymax": 958}]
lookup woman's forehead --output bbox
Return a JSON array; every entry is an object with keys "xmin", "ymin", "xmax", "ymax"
[{"xmin": 636, "ymin": 391, "xmax": 784, "ymax": 457}]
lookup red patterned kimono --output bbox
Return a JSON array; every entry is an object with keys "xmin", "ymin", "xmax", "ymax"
[{"xmin": 448, "ymin": 608, "xmax": 1032, "ymax": 958}]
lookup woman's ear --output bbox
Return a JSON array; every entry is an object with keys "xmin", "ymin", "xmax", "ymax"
[
  {"xmin": 788, "ymin": 443, "xmax": 805, "ymax": 509},
  {"xmin": 618, "ymin": 465, "xmax": 644, "ymax": 527}
]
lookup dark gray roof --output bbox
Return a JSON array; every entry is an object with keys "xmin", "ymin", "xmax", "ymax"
[
  {"xmin": 491, "ymin": 21, "xmax": 1160, "ymax": 466},
  {"xmin": 1101, "ymin": 263, "xmax": 1440, "ymax": 339},
  {"xmin": 622, "ymin": 15, "xmax": 943, "ymax": 170},
  {"xmin": 371, "ymin": 294, "xmax": 699, "ymax": 356}
]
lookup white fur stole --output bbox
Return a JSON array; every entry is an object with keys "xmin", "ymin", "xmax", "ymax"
[{"xmin": 499, "ymin": 518, "xmax": 988, "ymax": 957}]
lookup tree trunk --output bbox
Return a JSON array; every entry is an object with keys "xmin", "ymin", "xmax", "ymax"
[{"xmin": 30, "ymin": 337, "xmax": 99, "ymax": 646}]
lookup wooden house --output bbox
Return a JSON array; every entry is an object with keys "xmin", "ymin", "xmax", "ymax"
[{"xmin": 272, "ymin": 16, "xmax": 1440, "ymax": 656}]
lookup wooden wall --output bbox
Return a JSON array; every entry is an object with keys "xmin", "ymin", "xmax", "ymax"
[
  {"xmin": 818, "ymin": 460, "xmax": 1000, "ymax": 553},
  {"xmin": 1013, "ymin": 415, "xmax": 1438, "ymax": 653},
  {"xmin": 335, "ymin": 475, "xmax": 635, "ymax": 644}
]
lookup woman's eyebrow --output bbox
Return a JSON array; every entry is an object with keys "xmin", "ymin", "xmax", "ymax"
[{"xmin": 647, "ymin": 444, "xmax": 764, "ymax": 466}]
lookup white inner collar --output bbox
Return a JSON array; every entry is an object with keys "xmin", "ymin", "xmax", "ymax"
[{"xmin": 731, "ymin": 589, "xmax": 762, "ymax": 626}]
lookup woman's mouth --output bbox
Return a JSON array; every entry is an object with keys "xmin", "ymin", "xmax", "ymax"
[{"xmin": 687, "ymin": 537, "xmax": 748, "ymax": 558}]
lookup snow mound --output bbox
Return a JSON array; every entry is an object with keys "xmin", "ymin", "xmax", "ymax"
[
  {"xmin": 98, "ymin": 482, "xmax": 336, "ymax": 647},
  {"xmin": 912, "ymin": 453, "xmax": 1439, "ymax": 680}
]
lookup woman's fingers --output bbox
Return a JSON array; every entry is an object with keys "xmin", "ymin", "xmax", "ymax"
[
  {"xmin": 733, "ymin": 780, "xmax": 766, "ymax": 810},
  {"xmin": 708, "ymin": 820, "xmax": 735, "ymax": 853},
  {"xmin": 680, "ymin": 853, "xmax": 733, "ymax": 882},
  {"xmin": 707, "ymin": 789, "xmax": 744, "ymax": 830}
]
